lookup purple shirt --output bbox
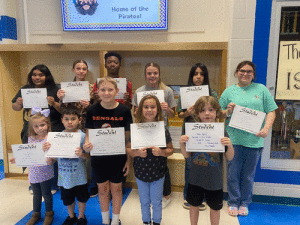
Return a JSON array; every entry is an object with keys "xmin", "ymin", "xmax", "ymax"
[{"xmin": 28, "ymin": 136, "xmax": 54, "ymax": 184}]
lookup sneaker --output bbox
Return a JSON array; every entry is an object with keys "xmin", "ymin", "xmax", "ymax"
[
  {"xmin": 143, "ymin": 222, "xmax": 151, "ymax": 225},
  {"xmin": 62, "ymin": 215, "xmax": 77, "ymax": 225},
  {"xmin": 109, "ymin": 219, "xmax": 121, "ymax": 225},
  {"xmin": 89, "ymin": 187, "xmax": 98, "ymax": 198},
  {"xmin": 183, "ymin": 200, "xmax": 190, "ymax": 209},
  {"xmin": 77, "ymin": 216, "xmax": 87, "ymax": 225},
  {"xmin": 162, "ymin": 196, "xmax": 171, "ymax": 209},
  {"xmin": 51, "ymin": 189, "xmax": 57, "ymax": 195},
  {"xmin": 199, "ymin": 202, "xmax": 207, "ymax": 211},
  {"xmin": 28, "ymin": 186, "xmax": 33, "ymax": 195}
]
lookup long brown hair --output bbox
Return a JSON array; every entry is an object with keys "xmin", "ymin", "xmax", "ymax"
[
  {"xmin": 28, "ymin": 113, "xmax": 51, "ymax": 138},
  {"xmin": 144, "ymin": 62, "xmax": 166, "ymax": 90},
  {"xmin": 193, "ymin": 96, "xmax": 221, "ymax": 122},
  {"xmin": 72, "ymin": 60, "xmax": 88, "ymax": 81},
  {"xmin": 135, "ymin": 95, "xmax": 163, "ymax": 123}
]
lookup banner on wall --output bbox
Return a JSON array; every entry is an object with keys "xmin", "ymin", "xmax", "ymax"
[
  {"xmin": 61, "ymin": 0, "xmax": 168, "ymax": 31},
  {"xmin": 276, "ymin": 41, "xmax": 300, "ymax": 100}
]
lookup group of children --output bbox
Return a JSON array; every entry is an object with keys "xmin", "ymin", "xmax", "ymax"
[{"xmin": 10, "ymin": 55, "xmax": 236, "ymax": 225}]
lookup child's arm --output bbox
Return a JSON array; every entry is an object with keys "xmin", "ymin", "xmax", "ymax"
[
  {"xmin": 126, "ymin": 142, "xmax": 147, "ymax": 158},
  {"xmin": 75, "ymin": 147, "xmax": 90, "ymax": 159},
  {"xmin": 12, "ymin": 97, "xmax": 23, "ymax": 111},
  {"xmin": 42, "ymin": 142, "xmax": 56, "ymax": 165},
  {"xmin": 220, "ymin": 137, "xmax": 234, "ymax": 161},
  {"xmin": 180, "ymin": 135, "xmax": 191, "ymax": 158},
  {"xmin": 83, "ymin": 129, "xmax": 93, "ymax": 152},
  {"xmin": 9, "ymin": 157, "xmax": 16, "ymax": 164},
  {"xmin": 151, "ymin": 142, "xmax": 174, "ymax": 157},
  {"xmin": 47, "ymin": 96, "xmax": 61, "ymax": 113}
]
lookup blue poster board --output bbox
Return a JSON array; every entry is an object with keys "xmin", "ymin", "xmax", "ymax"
[{"xmin": 61, "ymin": 0, "xmax": 168, "ymax": 31}]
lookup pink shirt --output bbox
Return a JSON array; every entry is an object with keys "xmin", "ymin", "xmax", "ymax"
[{"xmin": 28, "ymin": 136, "xmax": 54, "ymax": 184}]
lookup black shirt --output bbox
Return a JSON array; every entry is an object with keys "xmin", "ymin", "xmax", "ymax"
[{"xmin": 133, "ymin": 129, "xmax": 172, "ymax": 183}]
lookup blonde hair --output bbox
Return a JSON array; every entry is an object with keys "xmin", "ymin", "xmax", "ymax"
[
  {"xmin": 97, "ymin": 76, "xmax": 118, "ymax": 89},
  {"xmin": 28, "ymin": 113, "xmax": 51, "ymax": 138},
  {"xmin": 144, "ymin": 62, "xmax": 166, "ymax": 90},
  {"xmin": 135, "ymin": 95, "xmax": 164, "ymax": 123},
  {"xmin": 193, "ymin": 96, "xmax": 221, "ymax": 122}
]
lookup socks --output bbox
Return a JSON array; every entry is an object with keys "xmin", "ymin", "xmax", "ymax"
[
  {"xmin": 101, "ymin": 211, "xmax": 110, "ymax": 224},
  {"xmin": 111, "ymin": 213, "xmax": 120, "ymax": 225}
]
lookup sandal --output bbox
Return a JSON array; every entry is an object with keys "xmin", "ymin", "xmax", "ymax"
[
  {"xmin": 227, "ymin": 206, "xmax": 238, "ymax": 217},
  {"xmin": 238, "ymin": 206, "xmax": 249, "ymax": 216}
]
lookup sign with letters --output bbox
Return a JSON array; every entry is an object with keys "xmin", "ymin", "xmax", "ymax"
[
  {"xmin": 11, "ymin": 143, "xmax": 47, "ymax": 167},
  {"xmin": 89, "ymin": 127, "xmax": 126, "ymax": 156},
  {"xmin": 137, "ymin": 90, "xmax": 165, "ymax": 106},
  {"xmin": 21, "ymin": 88, "xmax": 48, "ymax": 108},
  {"xmin": 46, "ymin": 132, "xmax": 81, "ymax": 158},
  {"xmin": 61, "ymin": 81, "xmax": 90, "ymax": 103},
  {"xmin": 276, "ymin": 41, "xmax": 300, "ymax": 100},
  {"xmin": 180, "ymin": 85, "xmax": 210, "ymax": 109},
  {"xmin": 229, "ymin": 105, "xmax": 266, "ymax": 134},
  {"xmin": 185, "ymin": 122, "xmax": 224, "ymax": 152}
]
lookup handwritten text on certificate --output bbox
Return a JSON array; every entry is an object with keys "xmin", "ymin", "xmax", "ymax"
[
  {"xmin": 185, "ymin": 122, "xmax": 225, "ymax": 152},
  {"xmin": 21, "ymin": 88, "xmax": 48, "ymax": 108},
  {"xmin": 46, "ymin": 132, "xmax": 81, "ymax": 158},
  {"xmin": 229, "ymin": 105, "xmax": 266, "ymax": 134},
  {"xmin": 137, "ymin": 90, "xmax": 165, "ymax": 106},
  {"xmin": 11, "ymin": 143, "xmax": 47, "ymax": 167},
  {"xmin": 180, "ymin": 85, "xmax": 210, "ymax": 109},
  {"xmin": 131, "ymin": 121, "xmax": 166, "ymax": 149},
  {"xmin": 61, "ymin": 81, "xmax": 90, "ymax": 103},
  {"xmin": 89, "ymin": 128, "xmax": 126, "ymax": 156},
  {"xmin": 114, "ymin": 78, "xmax": 127, "ymax": 99}
]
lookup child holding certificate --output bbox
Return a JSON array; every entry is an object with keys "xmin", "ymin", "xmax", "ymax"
[
  {"xmin": 127, "ymin": 95, "xmax": 174, "ymax": 225},
  {"xmin": 83, "ymin": 77, "xmax": 132, "ymax": 225},
  {"xmin": 180, "ymin": 96, "xmax": 234, "ymax": 225},
  {"xmin": 10, "ymin": 108, "xmax": 54, "ymax": 225},
  {"xmin": 43, "ymin": 105, "xmax": 90, "ymax": 225},
  {"xmin": 176, "ymin": 63, "xmax": 219, "ymax": 210}
]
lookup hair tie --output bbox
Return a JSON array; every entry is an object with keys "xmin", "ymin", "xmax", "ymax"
[{"xmin": 31, "ymin": 107, "xmax": 50, "ymax": 117}]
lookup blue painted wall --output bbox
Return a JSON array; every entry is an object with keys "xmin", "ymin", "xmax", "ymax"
[{"xmin": 253, "ymin": 0, "xmax": 300, "ymax": 185}]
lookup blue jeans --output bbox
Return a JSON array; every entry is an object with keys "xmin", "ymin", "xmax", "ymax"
[
  {"xmin": 227, "ymin": 145, "xmax": 262, "ymax": 207},
  {"xmin": 136, "ymin": 176, "xmax": 165, "ymax": 224},
  {"xmin": 183, "ymin": 157, "xmax": 192, "ymax": 200}
]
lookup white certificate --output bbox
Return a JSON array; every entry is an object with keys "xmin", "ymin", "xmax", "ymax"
[
  {"xmin": 229, "ymin": 105, "xmax": 266, "ymax": 134},
  {"xmin": 137, "ymin": 90, "xmax": 165, "ymax": 106},
  {"xmin": 131, "ymin": 121, "xmax": 166, "ymax": 149},
  {"xmin": 114, "ymin": 78, "xmax": 127, "ymax": 99},
  {"xmin": 185, "ymin": 122, "xmax": 225, "ymax": 153},
  {"xmin": 61, "ymin": 81, "xmax": 90, "ymax": 103},
  {"xmin": 46, "ymin": 132, "xmax": 81, "ymax": 158},
  {"xmin": 89, "ymin": 127, "xmax": 126, "ymax": 156},
  {"xmin": 21, "ymin": 88, "xmax": 48, "ymax": 109},
  {"xmin": 11, "ymin": 143, "xmax": 47, "ymax": 167},
  {"xmin": 180, "ymin": 85, "xmax": 210, "ymax": 109}
]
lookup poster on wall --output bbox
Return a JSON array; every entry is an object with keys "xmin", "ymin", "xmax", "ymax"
[
  {"xmin": 61, "ymin": 0, "xmax": 168, "ymax": 31},
  {"xmin": 276, "ymin": 41, "xmax": 300, "ymax": 100}
]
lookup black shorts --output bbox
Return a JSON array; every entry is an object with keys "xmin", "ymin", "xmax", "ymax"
[
  {"xmin": 186, "ymin": 183, "xmax": 223, "ymax": 210},
  {"xmin": 60, "ymin": 184, "xmax": 90, "ymax": 206},
  {"xmin": 91, "ymin": 155, "xmax": 127, "ymax": 184}
]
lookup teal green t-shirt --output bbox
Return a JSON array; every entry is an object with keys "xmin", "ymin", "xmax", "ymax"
[{"xmin": 219, "ymin": 83, "xmax": 278, "ymax": 148}]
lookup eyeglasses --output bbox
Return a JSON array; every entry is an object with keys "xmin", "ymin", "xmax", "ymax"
[{"xmin": 239, "ymin": 70, "xmax": 254, "ymax": 75}]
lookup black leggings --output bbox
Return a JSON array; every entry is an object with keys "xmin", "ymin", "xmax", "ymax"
[
  {"xmin": 163, "ymin": 166, "xmax": 171, "ymax": 196},
  {"xmin": 31, "ymin": 179, "xmax": 53, "ymax": 212}
]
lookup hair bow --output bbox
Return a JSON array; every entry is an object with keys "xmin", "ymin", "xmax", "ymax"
[{"xmin": 31, "ymin": 107, "xmax": 50, "ymax": 117}]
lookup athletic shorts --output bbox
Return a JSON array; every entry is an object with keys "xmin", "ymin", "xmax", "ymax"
[
  {"xmin": 60, "ymin": 184, "xmax": 90, "ymax": 206},
  {"xmin": 186, "ymin": 183, "xmax": 223, "ymax": 210},
  {"xmin": 91, "ymin": 155, "xmax": 126, "ymax": 184}
]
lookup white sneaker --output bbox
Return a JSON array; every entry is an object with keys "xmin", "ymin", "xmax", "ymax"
[{"xmin": 162, "ymin": 196, "xmax": 171, "ymax": 209}]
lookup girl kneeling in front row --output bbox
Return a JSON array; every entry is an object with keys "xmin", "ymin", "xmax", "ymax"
[
  {"xmin": 127, "ymin": 95, "xmax": 174, "ymax": 225},
  {"xmin": 180, "ymin": 96, "xmax": 234, "ymax": 225}
]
